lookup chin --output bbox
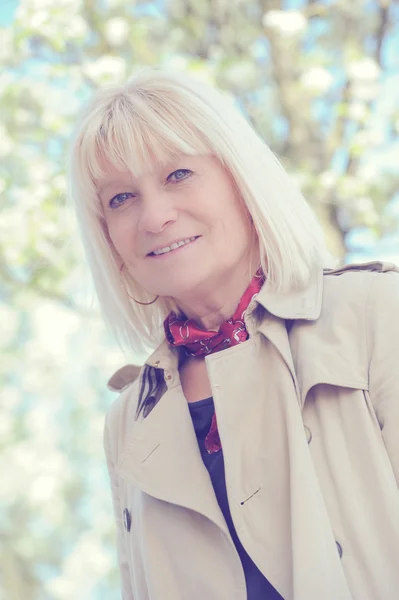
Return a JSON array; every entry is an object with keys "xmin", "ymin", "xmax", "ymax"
[
  {"xmin": 158, "ymin": 274, "xmax": 205, "ymax": 300},
  {"xmin": 148, "ymin": 260, "xmax": 218, "ymax": 299}
]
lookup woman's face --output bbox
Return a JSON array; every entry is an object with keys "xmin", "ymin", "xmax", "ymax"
[{"xmin": 97, "ymin": 154, "xmax": 256, "ymax": 301}]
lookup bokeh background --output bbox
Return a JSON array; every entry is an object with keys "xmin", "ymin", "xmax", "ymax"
[{"xmin": 1, "ymin": 0, "xmax": 399, "ymax": 598}]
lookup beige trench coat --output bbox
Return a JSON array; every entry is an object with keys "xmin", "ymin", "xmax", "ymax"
[{"xmin": 104, "ymin": 262, "xmax": 399, "ymax": 600}]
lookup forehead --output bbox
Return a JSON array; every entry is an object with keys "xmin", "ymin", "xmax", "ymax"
[
  {"xmin": 93, "ymin": 152, "xmax": 168, "ymax": 194},
  {"xmin": 93, "ymin": 145, "xmax": 168, "ymax": 179}
]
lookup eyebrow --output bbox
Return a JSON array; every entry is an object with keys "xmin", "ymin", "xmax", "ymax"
[
  {"xmin": 97, "ymin": 180, "xmax": 135, "ymax": 197},
  {"xmin": 96, "ymin": 159, "xmax": 188, "ymax": 197}
]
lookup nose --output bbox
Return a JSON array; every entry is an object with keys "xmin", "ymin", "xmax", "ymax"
[{"xmin": 137, "ymin": 191, "xmax": 178, "ymax": 234}]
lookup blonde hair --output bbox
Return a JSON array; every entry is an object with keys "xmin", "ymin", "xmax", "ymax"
[{"xmin": 68, "ymin": 67, "xmax": 331, "ymax": 354}]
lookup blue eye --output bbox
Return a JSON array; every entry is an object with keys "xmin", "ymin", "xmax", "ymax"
[
  {"xmin": 168, "ymin": 169, "xmax": 192, "ymax": 182},
  {"xmin": 108, "ymin": 192, "xmax": 135, "ymax": 209}
]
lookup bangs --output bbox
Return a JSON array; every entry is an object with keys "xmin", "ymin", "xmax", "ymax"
[{"xmin": 76, "ymin": 89, "xmax": 212, "ymax": 212}]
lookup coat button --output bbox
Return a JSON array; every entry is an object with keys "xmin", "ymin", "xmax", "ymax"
[
  {"xmin": 336, "ymin": 541, "xmax": 343, "ymax": 558},
  {"xmin": 304, "ymin": 425, "xmax": 312, "ymax": 444},
  {"xmin": 123, "ymin": 508, "xmax": 131, "ymax": 532}
]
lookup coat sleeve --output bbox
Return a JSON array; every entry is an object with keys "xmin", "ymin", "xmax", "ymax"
[
  {"xmin": 103, "ymin": 403, "xmax": 135, "ymax": 600},
  {"xmin": 367, "ymin": 270, "xmax": 399, "ymax": 483}
]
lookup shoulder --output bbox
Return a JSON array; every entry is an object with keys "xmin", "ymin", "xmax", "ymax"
[
  {"xmin": 321, "ymin": 261, "xmax": 399, "ymax": 312},
  {"xmin": 291, "ymin": 260, "xmax": 399, "ymax": 348},
  {"xmin": 323, "ymin": 260, "xmax": 399, "ymax": 278},
  {"xmin": 288, "ymin": 261, "xmax": 399, "ymax": 395},
  {"xmin": 107, "ymin": 364, "xmax": 142, "ymax": 392},
  {"xmin": 310, "ymin": 260, "xmax": 399, "ymax": 365},
  {"xmin": 103, "ymin": 367, "xmax": 142, "ymax": 463},
  {"xmin": 105, "ymin": 363, "xmax": 143, "ymax": 437}
]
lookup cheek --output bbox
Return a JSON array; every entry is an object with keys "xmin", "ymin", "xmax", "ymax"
[
  {"xmin": 215, "ymin": 203, "xmax": 252, "ymax": 244},
  {"xmin": 107, "ymin": 224, "xmax": 123, "ymax": 255},
  {"xmin": 210, "ymin": 218, "xmax": 251, "ymax": 263},
  {"xmin": 106, "ymin": 219, "xmax": 137, "ymax": 261}
]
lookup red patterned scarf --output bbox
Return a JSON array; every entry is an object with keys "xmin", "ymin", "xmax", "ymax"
[{"xmin": 164, "ymin": 268, "xmax": 265, "ymax": 453}]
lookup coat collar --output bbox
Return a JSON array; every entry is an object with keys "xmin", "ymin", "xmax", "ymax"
[
  {"xmin": 108, "ymin": 268, "xmax": 323, "ymax": 391},
  {"xmin": 146, "ymin": 267, "xmax": 324, "ymax": 368},
  {"xmin": 254, "ymin": 267, "xmax": 323, "ymax": 321}
]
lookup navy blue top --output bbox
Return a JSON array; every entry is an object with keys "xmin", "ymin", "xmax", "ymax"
[{"xmin": 188, "ymin": 397, "xmax": 283, "ymax": 600}]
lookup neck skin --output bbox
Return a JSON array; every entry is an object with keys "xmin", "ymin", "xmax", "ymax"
[{"xmin": 174, "ymin": 248, "xmax": 261, "ymax": 333}]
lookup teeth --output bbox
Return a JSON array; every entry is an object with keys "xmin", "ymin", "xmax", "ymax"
[{"xmin": 152, "ymin": 237, "xmax": 197, "ymax": 255}]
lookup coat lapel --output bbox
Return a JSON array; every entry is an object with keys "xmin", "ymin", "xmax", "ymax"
[
  {"xmin": 204, "ymin": 327, "xmax": 299, "ymax": 598},
  {"xmin": 205, "ymin": 322, "xmax": 352, "ymax": 600},
  {"xmin": 115, "ymin": 381, "xmax": 230, "ymax": 535},
  {"xmin": 254, "ymin": 267, "xmax": 323, "ymax": 321}
]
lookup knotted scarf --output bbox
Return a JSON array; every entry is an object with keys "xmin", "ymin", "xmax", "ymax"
[{"xmin": 164, "ymin": 268, "xmax": 265, "ymax": 453}]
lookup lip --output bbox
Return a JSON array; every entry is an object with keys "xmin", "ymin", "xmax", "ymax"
[
  {"xmin": 146, "ymin": 236, "xmax": 201, "ymax": 259},
  {"xmin": 147, "ymin": 236, "xmax": 200, "ymax": 256}
]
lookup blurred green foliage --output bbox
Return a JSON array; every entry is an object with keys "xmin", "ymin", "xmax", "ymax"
[{"xmin": 1, "ymin": 0, "xmax": 398, "ymax": 598}]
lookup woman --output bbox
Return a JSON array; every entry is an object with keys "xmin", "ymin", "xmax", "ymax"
[{"xmin": 69, "ymin": 68, "xmax": 399, "ymax": 600}]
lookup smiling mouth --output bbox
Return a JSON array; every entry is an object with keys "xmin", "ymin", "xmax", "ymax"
[{"xmin": 148, "ymin": 236, "xmax": 200, "ymax": 257}]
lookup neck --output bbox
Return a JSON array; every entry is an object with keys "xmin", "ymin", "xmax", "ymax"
[{"xmin": 175, "ymin": 261, "xmax": 260, "ymax": 331}]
